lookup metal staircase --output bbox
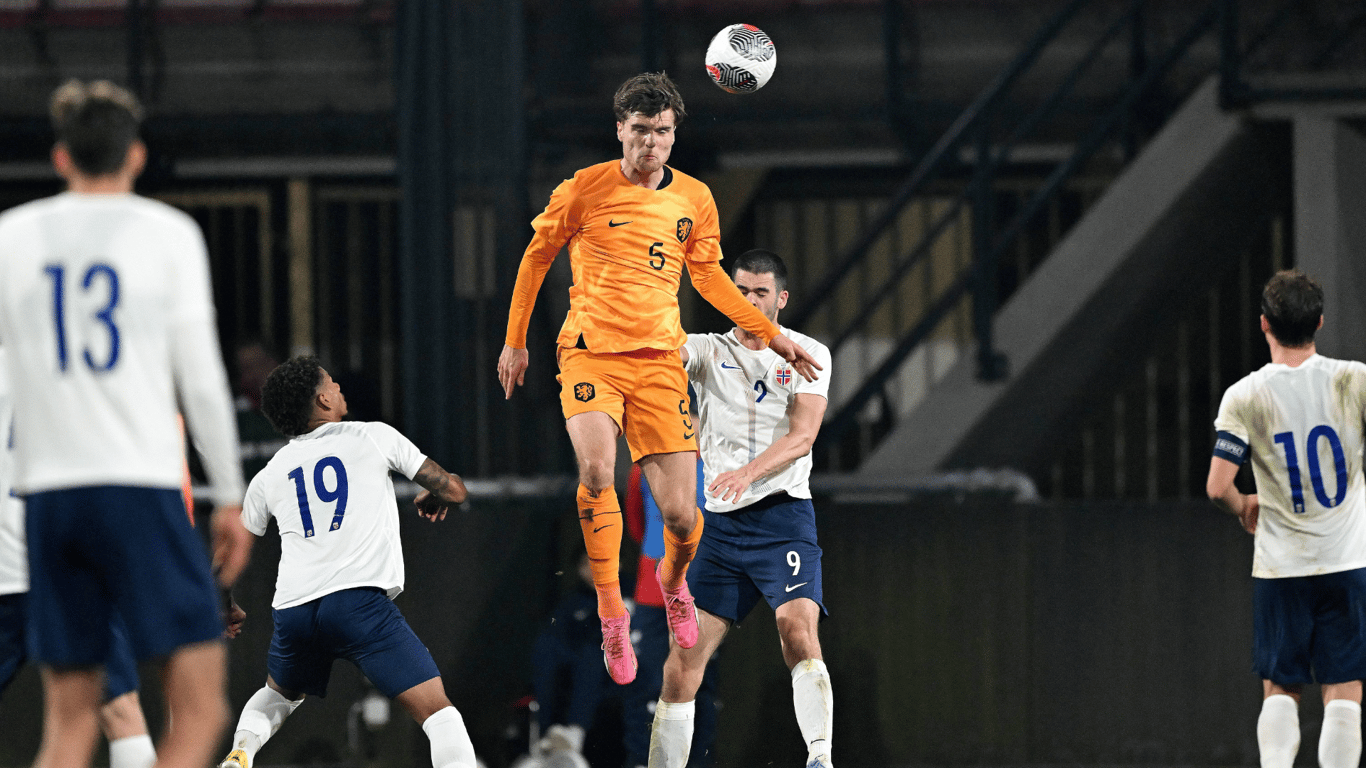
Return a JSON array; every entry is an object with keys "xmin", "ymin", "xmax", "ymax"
[{"xmin": 787, "ymin": 0, "xmax": 1365, "ymax": 479}]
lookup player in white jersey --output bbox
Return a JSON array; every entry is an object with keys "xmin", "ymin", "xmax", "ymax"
[
  {"xmin": 0, "ymin": 80, "xmax": 250, "ymax": 768},
  {"xmin": 219, "ymin": 356, "xmax": 476, "ymax": 768},
  {"xmin": 0, "ymin": 345, "xmax": 165, "ymax": 768},
  {"xmin": 649, "ymin": 250, "xmax": 835, "ymax": 768},
  {"xmin": 1207, "ymin": 270, "xmax": 1366, "ymax": 768}
]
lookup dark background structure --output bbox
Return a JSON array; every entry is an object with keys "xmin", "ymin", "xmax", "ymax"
[{"xmin": 0, "ymin": 0, "xmax": 1364, "ymax": 766}]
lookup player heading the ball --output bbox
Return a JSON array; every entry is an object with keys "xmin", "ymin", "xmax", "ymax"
[{"xmin": 498, "ymin": 71, "xmax": 821, "ymax": 686}]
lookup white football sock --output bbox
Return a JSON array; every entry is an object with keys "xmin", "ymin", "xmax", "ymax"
[
  {"xmin": 648, "ymin": 699, "xmax": 695, "ymax": 768},
  {"xmin": 233, "ymin": 686, "xmax": 303, "ymax": 760},
  {"xmin": 1257, "ymin": 694, "xmax": 1300, "ymax": 768},
  {"xmin": 792, "ymin": 659, "xmax": 833, "ymax": 763},
  {"xmin": 108, "ymin": 734, "xmax": 156, "ymax": 768},
  {"xmin": 422, "ymin": 706, "xmax": 477, "ymax": 768},
  {"xmin": 1318, "ymin": 699, "xmax": 1362, "ymax": 768}
]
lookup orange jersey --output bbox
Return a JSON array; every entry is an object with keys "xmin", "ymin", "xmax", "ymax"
[{"xmin": 506, "ymin": 161, "xmax": 778, "ymax": 353}]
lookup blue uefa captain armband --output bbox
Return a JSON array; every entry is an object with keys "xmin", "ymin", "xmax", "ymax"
[{"xmin": 1212, "ymin": 431, "xmax": 1249, "ymax": 465}]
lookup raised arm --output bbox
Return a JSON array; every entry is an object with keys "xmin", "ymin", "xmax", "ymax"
[
  {"xmin": 709, "ymin": 393, "xmax": 828, "ymax": 503},
  {"xmin": 687, "ymin": 259, "xmax": 822, "ymax": 382},
  {"xmin": 412, "ymin": 457, "xmax": 469, "ymax": 521}
]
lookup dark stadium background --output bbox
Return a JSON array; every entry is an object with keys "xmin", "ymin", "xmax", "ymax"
[{"xmin": 0, "ymin": 1, "xmax": 1363, "ymax": 766}]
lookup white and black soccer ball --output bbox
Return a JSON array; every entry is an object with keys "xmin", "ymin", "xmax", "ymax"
[{"xmin": 704, "ymin": 24, "xmax": 776, "ymax": 94}]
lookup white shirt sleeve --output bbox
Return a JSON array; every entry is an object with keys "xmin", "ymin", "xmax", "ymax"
[
  {"xmin": 240, "ymin": 475, "xmax": 270, "ymax": 537},
  {"xmin": 683, "ymin": 334, "xmax": 706, "ymax": 378},
  {"xmin": 1213, "ymin": 382, "xmax": 1249, "ymax": 443},
  {"xmin": 167, "ymin": 217, "xmax": 246, "ymax": 506},
  {"xmin": 793, "ymin": 339, "xmax": 833, "ymax": 400},
  {"xmin": 1355, "ymin": 362, "xmax": 1366, "ymax": 425},
  {"xmin": 363, "ymin": 422, "xmax": 428, "ymax": 479}
]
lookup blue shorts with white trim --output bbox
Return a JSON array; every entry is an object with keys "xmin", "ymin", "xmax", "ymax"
[{"xmin": 688, "ymin": 493, "xmax": 827, "ymax": 624}]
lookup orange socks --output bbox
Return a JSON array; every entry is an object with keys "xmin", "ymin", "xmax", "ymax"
[
  {"xmin": 659, "ymin": 508, "xmax": 704, "ymax": 591},
  {"xmin": 577, "ymin": 484, "xmax": 626, "ymax": 618}
]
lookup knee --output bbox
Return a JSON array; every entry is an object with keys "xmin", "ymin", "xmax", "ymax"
[
  {"xmin": 99, "ymin": 693, "xmax": 148, "ymax": 740},
  {"xmin": 657, "ymin": 494, "xmax": 695, "ymax": 528},
  {"xmin": 777, "ymin": 617, "xmax": 821, "ymax": 659},
  {"xmin": 577, "ymin": 462, "xmax": 614, "ymax": 495}
]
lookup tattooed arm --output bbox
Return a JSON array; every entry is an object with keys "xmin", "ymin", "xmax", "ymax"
[{"xmin": 412, "ymin": 457, "xmax": 469, "ymax": 521}]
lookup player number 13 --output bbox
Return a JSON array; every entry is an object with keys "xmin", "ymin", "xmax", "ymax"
[{"xmin": 45, "ymin": 263, "xmax": 121, "ymax": 372}]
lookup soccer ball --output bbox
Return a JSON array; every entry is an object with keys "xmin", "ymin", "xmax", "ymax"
[{"xmin": 704, "ymin": 24, "xmax": 776, "ymax": 94}]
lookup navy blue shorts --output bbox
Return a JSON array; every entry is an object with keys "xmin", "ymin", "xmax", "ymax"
[
  {"xmin": 688, "ymin": 493, "xmax": 827, "ymax": 624},
  {"xmin": 0, "ymin": 592, "xmax": 140, "ymax": 700},
  {"xmin": 1253, "ymin": 567, "xmax": 1366, "ymax": 685},
  {"xmin": 25, "ymin": 486, "xmax": 222, "ymax": 667},
  {"xmin": 268, "ymin": 587, "xmax": 439, "ymax": 699}
]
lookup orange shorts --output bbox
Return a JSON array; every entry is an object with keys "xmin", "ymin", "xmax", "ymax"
[{"xmin": 557, "ymin": 346, "xmax": 696, "ymax": 462}]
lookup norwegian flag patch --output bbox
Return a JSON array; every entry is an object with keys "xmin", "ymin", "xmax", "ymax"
[{"xmin": 775, "ymin": 366, "xmax": 792, "ymax": 386}]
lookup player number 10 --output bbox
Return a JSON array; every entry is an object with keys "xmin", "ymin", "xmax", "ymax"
[{"xmin": 1273, "ymin": 426, "xmax": 1347, "ymax": 514}]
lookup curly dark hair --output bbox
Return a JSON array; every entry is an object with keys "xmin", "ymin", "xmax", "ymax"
[
  {"xmin": 260, "ymin": 356, "xmax": 324, "ymax": 437},
  {"xmin": 613, "ymin": 72, "xmax": 686, "ymax": 125},
  {"xmin": 1262, "ymin": 270, "xmax": 1323, "ymax": 348}
]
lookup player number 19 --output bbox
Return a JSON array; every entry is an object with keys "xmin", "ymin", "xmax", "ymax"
[{"xmin": 287, "ymin": 457, "xmax": 350, "ymax": 538}]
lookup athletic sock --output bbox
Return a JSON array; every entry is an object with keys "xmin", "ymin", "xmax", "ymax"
[
  {"xmin": 1318, "ymin": 699, "xmax": 1362, "ymax": 768},
  {"xmin": 648, "ymin": 700, "xmax": 695, "ymax": 768},
  {"xmin": 422, "ymin": 706, "xmax": 477, "ymax": 768},
  {"xmin": 1256, "ymin": 694, "xmax": 1300, "ymax": 768},
  {"xmin": 658, "ymin": 508, "xmax": 703, "ymax": 591},
  {"xmin": 577, "ymin": 484, "xmax": 626, "ymax": 618},
  {"xmin": 792, "ymin": 659, "xmax": 833, "ymax": 763},
  {"xmin": 108, "ymin": 734, "xmax": 156, "ymax": 768},
  {"xmin": 233, "ymin": 686, "xmax": 303, "ymax": 760}
]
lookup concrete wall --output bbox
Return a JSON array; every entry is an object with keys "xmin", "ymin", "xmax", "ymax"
[{"xmin": 1293, "ymin": 117, "xmax": 1366, "ymax": 363}]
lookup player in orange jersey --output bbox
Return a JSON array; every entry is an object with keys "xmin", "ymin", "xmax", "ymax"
[{"xmin": 499, "ymin": 72, "xmax": 820, "ymax": 685}]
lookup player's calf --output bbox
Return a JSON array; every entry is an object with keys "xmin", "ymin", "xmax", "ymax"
[
  {"xmin": 577, "ymin": 483, "xmax": 628, "ymax": 620},
  {"xmin": 792, "ymin": 659, "xmax": 833, "ymax": 768},
  {"xmin": 221, "ymin": 683, "xmax": 303, "ymax": 768},
  {"xmin": 1257, "ymin": 694, "xmax": 1300, "ymax": 768},
  {"xmin": 647, "ymin": 699, "xmax": 695, "ymax": 768},
  {"xmin": 1319, "ymin": 699, "xmax": 1362, "ymax": 768},
  {"xmin": 420, "ymin": 705, "xmax": 477, "ymax": 768}
]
